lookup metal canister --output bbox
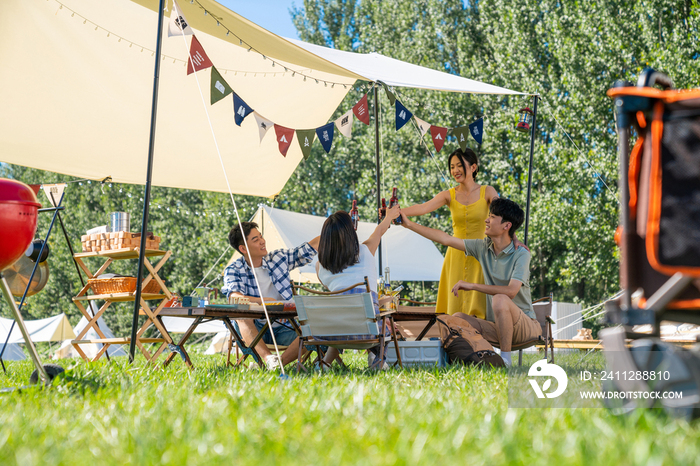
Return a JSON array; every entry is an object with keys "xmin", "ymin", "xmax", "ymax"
[{"xmin": 110, "ymin": 212, "xmax": 130, "ymax": 232}]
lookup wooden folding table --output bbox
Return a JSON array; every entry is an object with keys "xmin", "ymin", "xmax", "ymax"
[
  {"xmin": 70, "ymin": 248, "xmax": 173, "ymax": 362},
  {"xmin": 159, "ymin": 305, "xmax": 300, "ymax": 370}
]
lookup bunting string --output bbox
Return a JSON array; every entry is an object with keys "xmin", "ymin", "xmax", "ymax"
[{"xmin": 50, "ymin": 0, "xmax": 519, "ymax": 163}]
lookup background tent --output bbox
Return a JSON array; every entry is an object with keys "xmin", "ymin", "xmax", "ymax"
[
  {"xmin": 0, "ymin": 0, "xmax": 523, "ymax": 198},
  {"xmin": 0, "ymin": 314, "xmax": 75, "ymax": 344},
  {"xmin": 162, "ymin": 317, "xmax": 226, "ymax": 334},
  {"xmin": 0, "ymin": 344, "xmax": 26, "ymax": 361},
  {"xmin": 228, "ymin": 205, "xmax": 444, "ymax": 284},
  {"xmin": 54, "ymin": 315, "xmax": 127, "ymax": 359}
]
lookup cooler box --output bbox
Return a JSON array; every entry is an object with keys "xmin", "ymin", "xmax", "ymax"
[{"xmin": 386, "ymin": 340, "xmax": 446, "ymax": 367}]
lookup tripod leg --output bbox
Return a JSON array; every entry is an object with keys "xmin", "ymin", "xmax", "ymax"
[{"xmin": 0, "ymin": 275, "xmax": 48, "ymax": 384}]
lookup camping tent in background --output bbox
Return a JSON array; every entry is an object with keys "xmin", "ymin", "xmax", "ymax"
[
  {"xmin": 205, "ymin": 331, "xmax": 232, "ymax": 355},
  {"xmin": 0, "ymin": 314, "xmax": 75, "ymax": 344},
  {"xmin": 162, "ymin": 317, "xmax": 226, "ymax": 334},
  {"xmin": 0, "ymin": 344, "xmax": 26, "ymax": 361},
  {"xmin": 54, "ymin": 315, "xmax": 127, "ymax": 359},
  {"xmin": 227, "ymin": 205, "xmax": 445, "ymax": 284}
]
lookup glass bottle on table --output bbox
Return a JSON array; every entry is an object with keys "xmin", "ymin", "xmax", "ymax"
[
  {"xmin": 350, "ymin": 200, "xmax": 359, "ymax": 230},
  {"xmin": 389, "ymin": 188, "xmax": 402, "ymax": 224}
]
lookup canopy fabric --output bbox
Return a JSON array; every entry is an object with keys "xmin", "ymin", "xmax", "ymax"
[
  {"xmin": 1, "ymin": 0, "xmax": 523, "ymax": 198},
  {"xmin": 54, "ymin": 314, "xmax": 127, "ymax": 359},
  {"xmin": 287, "ymin": 39, "xmax": 526, "ymax": 95},
  {"xmin": 0, "ymin": 314, "xmax": 75, "ymax": 344},
  {"xmin": 228, "ymin": 205, "xmax": 444, "ymax": 284}
]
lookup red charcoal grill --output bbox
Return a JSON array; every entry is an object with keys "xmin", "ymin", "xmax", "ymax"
[{"xmin": 0, "ymin": 178, "xmax": 50, "ymax": 383}]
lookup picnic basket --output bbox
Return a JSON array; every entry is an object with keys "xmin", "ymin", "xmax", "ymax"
[{"xmin": 87, "ymin": 276, "xmax": 162, "ymax": 294}]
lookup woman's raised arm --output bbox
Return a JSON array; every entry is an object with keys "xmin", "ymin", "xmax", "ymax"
[{"xmin": 400, "ymin": 190, "xmax": 450, "ymax": 217}]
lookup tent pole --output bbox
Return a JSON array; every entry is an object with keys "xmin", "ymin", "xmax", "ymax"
[
  {"xmin": 523, "ymin": 95, "xmax": 538, "ymax": 246},
  {"xmin": 374, "ymin": 83, "xmax": 382, "ymax": 275},
  {"xmin": 129, "ymin": 0, "xmax": 166, "ymax": 363}
]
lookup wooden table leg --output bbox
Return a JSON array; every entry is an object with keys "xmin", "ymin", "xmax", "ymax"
[
  {"xmin": 223, "ymin": 318, "xmax": 263, "ymax": 369},
  {"xmin": 164, "ymin": 317, "xmax": 202, "ymax": 369},
  {"xmin": 415, "ymin": 316, "xmax": 438, "ymax": 341}
]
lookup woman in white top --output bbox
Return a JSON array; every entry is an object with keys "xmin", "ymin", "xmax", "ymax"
[{"xmin": 315, "ymin": 205, "xmax": 400, "ymax": 368}]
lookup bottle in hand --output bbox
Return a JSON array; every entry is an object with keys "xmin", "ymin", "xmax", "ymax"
[
  {"xmin": 379, "ymin": 198, "xmax": 387, "ymax": 222},
  {"xmin": 350, "ymin": 200, "xmax": 359, "ymax": 230},
  {"xmin": 389, "ymin": 187, "xmax": 402, "ymax": 224}
]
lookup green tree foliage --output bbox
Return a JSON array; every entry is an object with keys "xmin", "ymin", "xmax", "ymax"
[{"xmin": 290, "ymin": 0, "xmax": 699, "ymax": 307}]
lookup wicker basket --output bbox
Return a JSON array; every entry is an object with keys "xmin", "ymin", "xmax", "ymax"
[{"xmin": 87, "ymin": 277, "xmax": 162, "ymax": 295}]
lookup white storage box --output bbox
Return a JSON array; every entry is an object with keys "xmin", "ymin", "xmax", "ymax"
[{"xmin": 386, "ymin": 340, "xmax": 446, "ymax": 367}]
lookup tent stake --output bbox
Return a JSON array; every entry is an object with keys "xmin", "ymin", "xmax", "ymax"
[
  {"xmin": 129, "ymin": 0, "xmax": 166, "ymax": 364},
  {"xmin": 523, "ymin": 95, "xmax": 538, "ymax": 246}
]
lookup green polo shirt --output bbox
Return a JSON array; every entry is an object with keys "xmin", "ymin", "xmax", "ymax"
[{"xmin": 463, "ymin": 238, "xmax": 535, "ymax": 322}]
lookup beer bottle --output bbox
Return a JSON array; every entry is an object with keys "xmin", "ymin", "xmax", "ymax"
[
  {"xmin": 389, "ymin": 187, "xmax": 402, "ymax": 224},
  {"xmin": 350, "ymin": 200, "xmax": 359, "ymax": 230},
  {"xmin": 379, "ymin": 198, "xmax": 387, "ymax": 222}
]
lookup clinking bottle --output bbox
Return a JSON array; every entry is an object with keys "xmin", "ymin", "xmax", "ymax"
[
  {"xmin": 389, "ymin": 187, "xmax": 402, "ymax": 224},
  {"xmin": 379, "ymin": 198, "xmax": 387, "ymax": 222},
  {"xmin": 350, "ymin": 200, "xmax": 359, "ymax": 230}
]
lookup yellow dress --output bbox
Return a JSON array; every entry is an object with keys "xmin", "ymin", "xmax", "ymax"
[{"xmin": 435, "ymin": 186, "xmax": 488, "ymax": 318}]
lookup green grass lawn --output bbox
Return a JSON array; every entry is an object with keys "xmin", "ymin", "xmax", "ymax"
[{"xmin": 0, "ymin": 351, "xmax": 699, "ymax": 466}]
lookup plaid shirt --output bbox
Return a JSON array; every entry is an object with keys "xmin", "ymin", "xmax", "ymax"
[{"xmin": 221, "ymin": 242, "xmax": 316, "ymax": 301}]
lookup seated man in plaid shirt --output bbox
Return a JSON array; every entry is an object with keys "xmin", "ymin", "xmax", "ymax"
[{"xmin": 222, "ymin": 221, "xmax": 320, "ymax": 370}]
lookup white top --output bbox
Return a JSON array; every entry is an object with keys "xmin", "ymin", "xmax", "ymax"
[
  {"xmin": 254, "ymin": 266, "xmax": 284, "ymax": 301},
  {"xmin": 317, "ymin": 244, "xmax": 378, "ymax": 294}
]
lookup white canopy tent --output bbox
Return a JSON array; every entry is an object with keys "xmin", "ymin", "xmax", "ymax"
[
  {"xmin": 0, "ymin": 0, "xmax": 524, "ymax": 198},
  {"xmin": 0, "ymin": 314, "xmax": 75, "ymax": 344},
  {"xmin": 162, "ymin": 317, "xmax": 226, "ymax": 334},
  {"xmin": 54, "ymin": 314, "xmax": 127, "ymax": 359},
  {"xmin": 228, "ymin": 205, "xmax": 445, "ymax": 284},
  {"xmin": 0, "ymin": 344, "xmax": 26, "ymax": 361}
]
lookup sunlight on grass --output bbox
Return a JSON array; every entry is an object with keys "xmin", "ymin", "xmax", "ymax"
[{"xmin": 0, "ymin": 352, "xmax": 698, "ymax": 465}]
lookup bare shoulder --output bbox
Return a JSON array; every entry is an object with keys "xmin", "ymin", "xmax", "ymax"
[{"xmin": 484, "ymin": 185, "xmax": 499, "ymax": 203}]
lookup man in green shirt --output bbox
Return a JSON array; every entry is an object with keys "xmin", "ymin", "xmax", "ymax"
[{"xmin": 400, "ymin": 198, "xmax": 540, "ymax": 366}]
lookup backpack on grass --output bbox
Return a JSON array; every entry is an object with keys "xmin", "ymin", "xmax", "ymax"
[{"xmin": 437, "ymin": 315, "xmax": 505, "ymax": 368}]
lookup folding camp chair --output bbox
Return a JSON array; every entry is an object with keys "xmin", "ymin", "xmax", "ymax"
[
  {"xmin": 606, "ymin": 68, "xmax": 700, "ymax": 333},
  {"xmin": 602, "ymin": 69, "xmax": 700, "ymax": 419},
  {"xmin": 500, "ymin": 294, "xmax": 555, "ymax": 366},
  {"xmin": 293, "ymin": 278, "xmax": 402, "ymax": 371}
]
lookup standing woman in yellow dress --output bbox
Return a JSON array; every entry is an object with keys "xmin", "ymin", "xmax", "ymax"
[{"xmin": 401, "ymin": 148, "xmax": 498, "ymax": 318}]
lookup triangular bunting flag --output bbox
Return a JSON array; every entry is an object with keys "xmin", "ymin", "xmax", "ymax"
[
  {"xmin": 414, "ymin": 116, "xmax": 431, "ymax": 137},
  {"xmin": 168, "ymin": 0, "xmax": 193, "ymax": 37},
  {"xmin": 335, "ymin": 109, "xmax": 354, "ymax": 138},
  {"xmin": 254, "ymin": 112, "xmax": 274, "ymax": 143},
  {"xmin": 210, "ymin": 67, "xmax": 232, "ymax": 105},
  {"xmin": 430, "ymin": 125, "xmax": 448, "ymax": 153},
  {"xmin": 316, "ymin": 122, "xmax": 335, "ymax": 154},
  {"xmin": 42, "ymin": 183, "xmax": 67, "ymax": 207},
  {"xmin": 395, "ymin": 100, "xmax": 413, "ymax": 131},
  {"xmin": 352, "ymin": 94, "xmax": 370, "ymax": 125},
  {"xmin": 381, "ymin": 82, "xmax": 396, "ymax": 105},
  {"xmin": 232, "ymin": 93, "xmax": 254, "ymax": 126},
  {"xmin": 274, "ymin": 124, "xmax": 295, "ymax": 157},
  {"xmin": 452, "ymin": 126, "xmax": 471, "ymax": 151},
  {"xmin": 296, "ymin": 129, "xmax": 316, "ymax": 160},
  {"xmin": 469, "ymin": 118, "xmax": 484, "ymax": 144},
  {"xmin": 187, "ymin": 36, "xmax": 213, "ymax": 75}
]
